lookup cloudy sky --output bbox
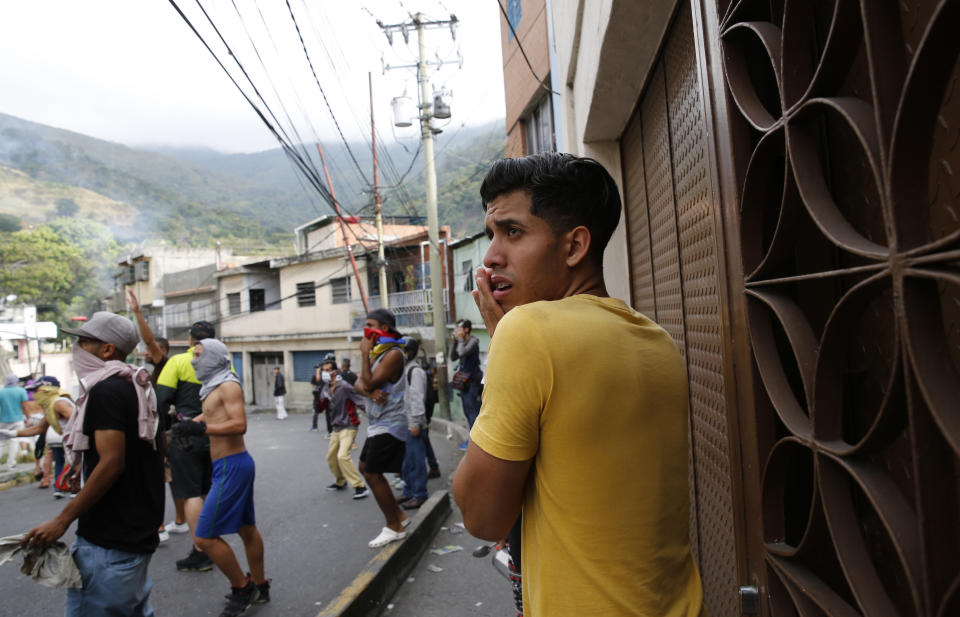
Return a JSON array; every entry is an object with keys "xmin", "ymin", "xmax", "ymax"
[{"xmin": 0, "ymin": 0, "xmax": 506, "ymax": 153}]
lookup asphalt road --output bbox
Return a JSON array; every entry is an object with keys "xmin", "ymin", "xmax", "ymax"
[{"xmin": 0, "ymin": 412, "xmax": 463, "ymax": 616}]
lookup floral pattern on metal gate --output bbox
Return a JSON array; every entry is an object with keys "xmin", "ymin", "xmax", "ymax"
[{"xmin": 720, "ymin": 0, "xmax": 960, "ymax": 615}]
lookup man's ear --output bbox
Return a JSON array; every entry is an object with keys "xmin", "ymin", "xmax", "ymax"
[
  {"xmin": 564, "ymin": 225, "xmax": 592, "ymax": 268},
  {"xmin": 99, "ymin": 342, "xmax": 118, "ymax": 361}
]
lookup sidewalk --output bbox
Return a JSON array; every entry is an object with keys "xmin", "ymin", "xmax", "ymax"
[
  {"xmin": 379, "ymin": 418, "xmax": 516, "ymax": 617},
  {"xmin": 0, "ymin": 460, "xmax": 40, "ymax": 490}
]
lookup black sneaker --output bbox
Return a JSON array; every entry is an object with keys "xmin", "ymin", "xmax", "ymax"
[
  {"xmin": 353, "ymin": 486, "xmax": 370, "ymax": 499},
  {"xmin": 326, "ymin": 482, "xmax": 346, "ymax": 491},
  {"xmin": 176, "ymin": 548, "xmax": 214, "ymax": 572},
  {"xmin": 219, "ymin": 581, "xmax": 259, "ymax": 617},
  {"xmin": 254, "ymin": 579, "xmax": 270, "ymax": 604}
]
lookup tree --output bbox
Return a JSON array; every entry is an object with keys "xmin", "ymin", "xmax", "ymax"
[
  {"xmin": 55, "ymin": 197, "xmax": 80, "ymax": 217},
  {"xmin": 0, "ymin": 213, "xmax": 20, "ymax": 232},
  {"xmin": 0, "ymin": 226, "xmax": 93, "ymax": 324}
]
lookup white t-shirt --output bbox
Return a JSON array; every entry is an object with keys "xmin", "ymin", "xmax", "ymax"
[{"xmin": 45, "ymin": 397, "xmax": 75, "ymax": 446}]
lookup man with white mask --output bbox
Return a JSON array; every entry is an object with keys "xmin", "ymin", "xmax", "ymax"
[
  {"xmin": 170, "ymin": 338, "xmax": 270, "ymax": 617},
  {"xmin": 318, "ymin": 357, "xmax": 369, "ymax": 499},
  {"xmin": 21, "ymin": 311, "xmax": 164, "ymax": 617}
]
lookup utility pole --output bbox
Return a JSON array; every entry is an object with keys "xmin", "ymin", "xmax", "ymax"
[
  {"xmin": 379, "ymin": 12, "xmax": 459, "ymax": 419},
  {"xmin": 369, "ymin": 72, "xmax": 389, "ymax": 308}
]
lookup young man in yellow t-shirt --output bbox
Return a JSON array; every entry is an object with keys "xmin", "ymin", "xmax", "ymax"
[{"xmin": 453, "ymin": 152, "xmax": 704, "ymax": 617}]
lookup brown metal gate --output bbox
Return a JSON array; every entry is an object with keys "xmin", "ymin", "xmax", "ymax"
[
  {"xmin": 624, "ymin": 0, "xmax": 960, "ymax": 615},
  {"xmin": 712, "ymin": 0, "xmax": 960, "ymax": 614}
]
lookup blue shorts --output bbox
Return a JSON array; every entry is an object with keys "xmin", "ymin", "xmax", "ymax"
[{"xmin": 196, "ymin": 451, "xmax": 256, "ymax": 538}]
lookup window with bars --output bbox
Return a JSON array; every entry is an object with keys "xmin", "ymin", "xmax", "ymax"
[
  {"xmin": 330, "ymin": 277, "xmax": 351, "ymax": 304},
  {"xmin": 249, "ymin": 289, "xmax": 265, "ymax": 312},
  {"xmin": 227, "ymin": 293, "xmax": 241, "ymax": 315},
  {"xmin": 296, "ymin": 282, "xmax": 316, "ymax": 307},
  {"xmin": 524, "ymin": 94, "xmax": 555, "ymax": 155}
]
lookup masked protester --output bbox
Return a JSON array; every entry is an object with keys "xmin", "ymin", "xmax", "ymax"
[
  {"xmin": 9, "ymin": 376, "xmax": 76, "ymax": 497},
  {"xmin": 21, "ymin": 311, "xmax": 164, "ymax": 617},
  {"xmin": 170, "ymin": 338, "xmax": 271, "ymax": 616}
]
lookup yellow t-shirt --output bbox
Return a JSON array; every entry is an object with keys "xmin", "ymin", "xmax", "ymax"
[{"xmin": 471, "ymin": 294, "xmax": 703, "ymax": 617}]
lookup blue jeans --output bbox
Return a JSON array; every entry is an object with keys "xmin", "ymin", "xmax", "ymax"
[
  {"xmin": 459, "ymin": 380, "xmax": 482, "ymax": 429},
  {"xmin": 67, "ymin": 536, "xmax": 154, "ymax": 617},
  {"xmin": 423, "ymin": 427, "xmax": 438, "ymax": 470},
  {"xmin": 401, "ymin": 429, "xmax": 428, "ymax": 501}
]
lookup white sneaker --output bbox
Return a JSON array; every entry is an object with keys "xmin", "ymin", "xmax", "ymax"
[
  {"xmin": 166, "ymin": 521, "xmax": 190, "ymax": 534},
  {"xmin": 158, "ymin": 530, "xmax": 170, "ymax": 543},
  {"xmin": 368, "ymin": 526, "xmax": 406, "ymax": 548}
]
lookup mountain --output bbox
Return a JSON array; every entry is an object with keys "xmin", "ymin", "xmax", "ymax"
[{"xmin": 0, "ymin": 112, "xmax": 504, "ymax": 245}]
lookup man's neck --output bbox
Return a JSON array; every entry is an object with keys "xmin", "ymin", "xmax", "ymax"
[{"xmin": 560, "ymin": 268, "xmax": 609, "ymax": 301}]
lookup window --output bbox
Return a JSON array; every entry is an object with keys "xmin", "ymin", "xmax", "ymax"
[
  {"xmin": 462, "ymin": 259, "xmax": 474, "ymax": 292},
  {"xmin": 506, "ymin": 0, "xmax": 522, "ymax": 40},
  {"xmin": 227, "ymin": 293, "xmax": 241, "ymax": 315},
  {"xmin": 249, "ymin": 289, "xmax": 265, "ymax": 312},
  {"xmin": 524, "ymin": 95, "xmax": 555, "ymax": 155},
  {"xmin": 296, "ymin": 282, "xmax": 316, "ymax": 307},
  {"xmin": 331, "ymin": 277, "xmax": 351, "ymax": 304}
]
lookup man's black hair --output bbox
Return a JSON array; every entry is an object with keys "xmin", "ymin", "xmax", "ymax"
[
  {"xmin": 479, "ymin": 152, "xmax": 622, "ymax": 264},
  {"xmin": 405, "ymin": 338, "xmax": 420, "ymax": 361},
  {"xmin": 460, "ymin": 319, "xmax": 472, "ymax": 332},
  {"xmin": 156, "ymin": 337, "xmax": 170, "ymax": 353}
]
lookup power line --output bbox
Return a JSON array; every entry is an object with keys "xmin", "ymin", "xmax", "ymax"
[{"xmin": 284, "ymin": 0, "xmax": 371, "ymax": 186}]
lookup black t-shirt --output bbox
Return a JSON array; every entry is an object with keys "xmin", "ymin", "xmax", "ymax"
[{"xmin": 78, "ymin": 376, "xmax": 164, "ymax": 554}]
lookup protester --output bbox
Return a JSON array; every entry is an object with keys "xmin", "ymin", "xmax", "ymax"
[
  {"xmin": 273, "ymin": 367, "xmax": 288, "ymax": 420},
  {"xmin": 339, "ymin": 357, "xmax": 358, "ymax": 386},
  {"xmin": 450, "ymin": 319, "xmax": 483, "ymax": 451},
  {"xmin": 310, "ymin": 364, "xmax": 325, "ymax": 433},
  {"xmin": 12, "ymin": 376, "xmax": 75, "ymax": 498},
  {"xmin": 318, "ymin": 358, "xmax": 369, "ymax": 499},
  {"xmin": 170, "ymin": 338, "xmax": 270, "ymax": 616},
  {"xmin": 397, "ymin": 339, "xmax": 429, "ymax": 510},
  {"xmin": 355, "ymin": 308, "xmax": 412, "ymax": 548},
  {"xmin": 128, "ymin": 290, "xmax": 182, "ymax": 543},
  {"xmin": 454, "ymin": 153, "xmax": 704, "ymax": 616},
  {"xmin": 423, "ymin": 361, "xmax": 440, "ymax": 479},
  {"xmin": 21, "ymin": 311, "xmax": 164, "ymax": 617},
  {"xmin": 156, "ymin": 320, "xmax": 216, "ymax": 572},
  {"xmin": 0, "ymin": 373, "xmax": 28, "ymax": 469}
]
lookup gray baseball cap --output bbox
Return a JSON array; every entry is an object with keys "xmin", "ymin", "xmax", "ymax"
[{"xmin": 62, "ymin": 311, "xmax": 140, "ymax": 356}]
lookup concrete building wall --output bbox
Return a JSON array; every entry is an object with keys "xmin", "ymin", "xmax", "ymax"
[{"xmin": 500, "ymin": 0, "xmax": 551, "ymax": 157}]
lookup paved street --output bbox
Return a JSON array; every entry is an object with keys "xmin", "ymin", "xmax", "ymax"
[{"xmin": 0, "ymin": 412, "xmax": 500, "ymax": 616}]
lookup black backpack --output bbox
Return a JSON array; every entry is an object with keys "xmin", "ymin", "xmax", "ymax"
[{"xmin": 407, "ymin": 362, "xmax": 438, "ymax": 421}]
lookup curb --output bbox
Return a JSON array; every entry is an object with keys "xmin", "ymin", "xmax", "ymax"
[
  {"xmin": 0, "ymin": 471, "xmax": 37, "ymax": 492},
  {"xmin": 317, "ymin": 489, "xmax": 452, "ymax": 617}
]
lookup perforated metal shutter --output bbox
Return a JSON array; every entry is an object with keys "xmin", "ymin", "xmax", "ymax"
[{"xmin": 620, "ymin": 4, "xmax": 738, "ymax": 615}]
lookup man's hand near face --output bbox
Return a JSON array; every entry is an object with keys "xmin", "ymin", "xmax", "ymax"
[
  {"xmin": 360, "ymin": 333, "xmax": 374, "ymax": 357},
  {"xmin": 472, "ymin": 267, "xmax": 506, "ymax": 338}
]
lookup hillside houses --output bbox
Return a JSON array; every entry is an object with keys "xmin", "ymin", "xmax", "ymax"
[{"xmin": 116, "ymin": 215, "xmax": 458, "ymax": 409}]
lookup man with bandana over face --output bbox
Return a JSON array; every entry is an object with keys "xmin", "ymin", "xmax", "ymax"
[
  {"xmin": 21, "ymin": 311, "xmax": 163, "ymax": 617},
  {"xmin": 170, "ymin": 338, "xmax": 269, "ymax": 617}
]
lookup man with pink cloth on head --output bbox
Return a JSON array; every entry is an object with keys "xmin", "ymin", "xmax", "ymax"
[{"xmin": 21, "ymin": 311, "xmax": 164, "ymax": 617}]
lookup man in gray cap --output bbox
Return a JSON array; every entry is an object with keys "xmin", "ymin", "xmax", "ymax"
[{"xmin": 22, "ymin": 311, "xmax": 165, "ymax": 617}]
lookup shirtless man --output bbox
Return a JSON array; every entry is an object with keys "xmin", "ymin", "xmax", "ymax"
[{"xmin": 170, "ymin": 338, "xmax": 269, "ymax": 617}]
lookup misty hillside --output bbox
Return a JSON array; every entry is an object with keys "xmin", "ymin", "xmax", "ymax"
[{"xmin": 0, "ymin": 113, "xmax": 505, "ymax": 246}]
